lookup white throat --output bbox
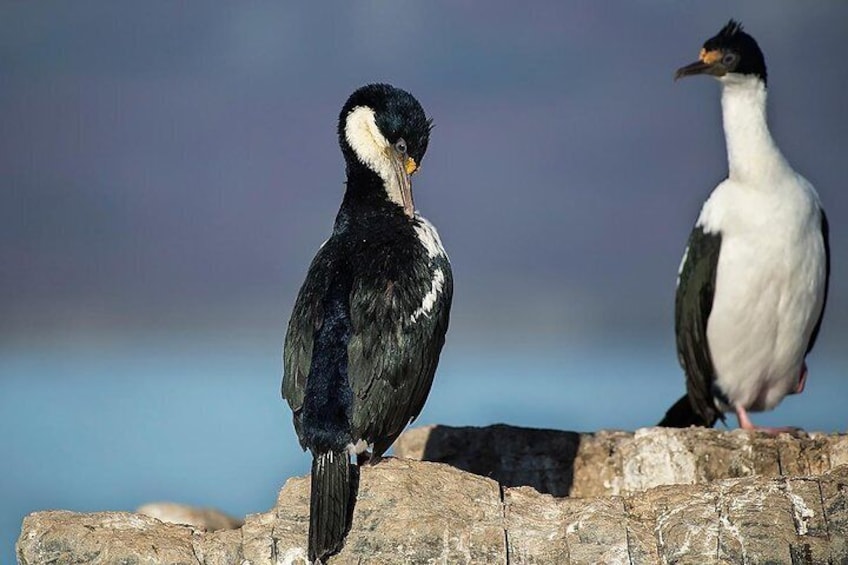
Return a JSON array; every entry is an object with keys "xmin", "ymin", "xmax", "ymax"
[
  {"xmin": 344, "ymin": 106, "xmax": 413, "ymax": 215},
  {"xmin": 719, "ymin": 75, "xmax": 790, "ymax": 184}
]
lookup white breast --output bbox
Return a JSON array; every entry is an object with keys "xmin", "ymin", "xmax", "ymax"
[{"xmin": 701, "ymin": 175, "xmax": 826, "ymax": 411}]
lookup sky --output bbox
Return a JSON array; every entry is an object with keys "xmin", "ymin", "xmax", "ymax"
[
  {"xmin": 2, "ymin": 2, "xmax": 846, "ymax": 345},
  {"xmin": 1, "ymin": 1, "xmax": 847, "ymax": 560}
]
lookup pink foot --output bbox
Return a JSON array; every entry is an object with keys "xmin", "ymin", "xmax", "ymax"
[
  {"xmin": 735, "ymin": 405, "xmax": 803, "ymax": 436},
  {"xmin": 790, "ymin": 363, "xmax": 808, "ymax": 395}
]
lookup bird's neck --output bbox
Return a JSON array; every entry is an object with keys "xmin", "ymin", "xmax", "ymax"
[
  {"xmin": 334, "ymin": 165, "xmax": 409, "ymax": 234},
  {"xmin": 720, "ymin": 77, "xmax": 789, "ymax": 184}
]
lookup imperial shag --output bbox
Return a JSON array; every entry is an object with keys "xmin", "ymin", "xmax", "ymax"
[
  {"xmin": 282, "ymin": 84, "xmax": 452, "ymax": 562},
  {"xmin": 659, "ymin": 21, "xmax": 830, "ymax": 431}
]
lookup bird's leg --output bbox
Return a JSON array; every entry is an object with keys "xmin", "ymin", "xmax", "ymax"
[
  {"xmin": 735, "ymin": 405, "xmax": 802, "ymax": 435},
  {"xmin": 357, "ymin": 450, "xmax": 387, "ymax": 466},
  {"xmin": 735, "ymin": 405, "xmax": 757, "ymax": 430},
  {"xmin": 790, "ymin": 363, "xmax": 808, "ymax": 395},
  {"xmin": 356, "ymin": 451, "xmax": 372, "ymax": 466}
]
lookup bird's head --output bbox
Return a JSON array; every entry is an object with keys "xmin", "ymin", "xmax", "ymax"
[
  {"xmin": 338, "ymin": 83, "xmax": 432, "ymax": 217},
  {"xmin": 675, "ymin": 20, "xmax": 767, "ymax": 85}
]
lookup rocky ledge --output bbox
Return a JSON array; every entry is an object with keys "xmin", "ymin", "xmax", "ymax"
[{"xmin": 17, "ymin": 425, "xmax": 848, "ymax": 564}]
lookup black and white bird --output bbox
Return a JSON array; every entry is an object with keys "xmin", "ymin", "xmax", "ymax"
[
  {"xmin": 282, "ymin": 84, "xmax": 452, "ymax": 562},
  {"xmin": 659, "ymin": 21, "xmax": 830, "ymax": 431}
]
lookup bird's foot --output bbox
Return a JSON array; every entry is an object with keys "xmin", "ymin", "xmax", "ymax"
[
  {"xmin": 735, "ymin": 406, "xmax": 804, "ymax": 436},
  {"xmin": 744, "ymin": 425, "xmax": 805, "ymax": 436},
  {"xmin": 790, "ymin": 363, "xmax": 808, "ymax": 395},
  {"xmin": 357, "ymin": 451, "xmax": 385, "ymax": 466}
]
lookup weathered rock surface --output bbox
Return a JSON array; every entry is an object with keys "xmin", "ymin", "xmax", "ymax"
[
  {"xmin": 136, "ymin": 502, "xmax": 243, "ymax": 531},
  {"xmin": 17, "ymin": 426, "xmax": 848, "ymax": 564},
  {"xmin": 395, "ymin": 424, "xmax": 848, "ymax": 497}
]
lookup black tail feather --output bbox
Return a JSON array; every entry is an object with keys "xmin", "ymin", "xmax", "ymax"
[
  {"xmin": 658, "ymin": 394, "xmax": 719, "ymax": 428},
  {"xmin": 308, "ymin": 450, "xmax": 359, "ymax": 563}
]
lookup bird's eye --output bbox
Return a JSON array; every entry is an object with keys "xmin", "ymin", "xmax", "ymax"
[
  {"xmin": 394, "ymin": 138, "xmax": 407, "ymax": 154},
  {"xmin": 722, "ymin": 52, "xmax": 737, "ymax": 66}
]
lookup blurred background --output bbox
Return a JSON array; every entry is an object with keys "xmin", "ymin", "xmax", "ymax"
[{"xmin": 2, "ymin": 1, "xmax": 846, "ymax": 559}]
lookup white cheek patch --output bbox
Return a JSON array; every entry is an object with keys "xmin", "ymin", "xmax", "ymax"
[
  {"xmin": 344, "ymin": 106, "xmax": 407, "ymax": 209},
  {"xmin": 410, "ymin": 267, "xmax": 445, "ymax": 323},
  {"xmin": 345, "ymin": 106, "xmax": 389, "ymax": 174}
]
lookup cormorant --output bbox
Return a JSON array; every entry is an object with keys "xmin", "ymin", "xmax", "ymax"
[
  {"xmin": 659, "ymin": 21, "xmax": 830, "ymax": 431},
  {"xmin": 282, "ymin": 83, "xmax": 452, "ymax": 562}
]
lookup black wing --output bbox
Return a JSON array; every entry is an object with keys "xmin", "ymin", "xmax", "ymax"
[
  {"xmin": 282, "ymin": 243, "xmax": 334, "ymax": 450},
  {"xmin": 669, "ymin": 226, "xmax": 723, "ymax": 427},
  {"xmin": 805, "ymin": 208, "xmax": 830, "ymax": 356},
  {"xmin": 347, "ymin": 255, "xmax": 453, "ymax": 457}
]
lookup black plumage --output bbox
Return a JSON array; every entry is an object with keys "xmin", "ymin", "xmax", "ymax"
[
  {"xmin": 282, "ymin": 83, "xmax": 452, "ymax": 562},
  {"xmin": 659, "ymin": 227, "xmax": 723, "ymax": 428},
  {"xmin": 805, "ymin": 210, "xmax": 831, "ymax": 357}
]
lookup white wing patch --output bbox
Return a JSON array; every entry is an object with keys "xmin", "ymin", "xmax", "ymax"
[
  {"xmin": 676, "ymin": 245, "xmax": 689, "ymax": 286},
  {"xmin": 410, "ymin": 268, "xmax": 445, "ymax": 323},
  {"xmin": 414, "ymin": 216, "xmax": 447, "ymax": 259},
  {"xmin": 410, "ymin": 215, "xmax": 448, "ymax": 323}
]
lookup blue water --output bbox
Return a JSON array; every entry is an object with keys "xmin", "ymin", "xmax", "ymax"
[{"xmin": 2, "ymin": 334, "xmax": 844, "ymax": 562}]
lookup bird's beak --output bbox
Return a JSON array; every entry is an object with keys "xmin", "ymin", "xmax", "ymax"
[
  {"xmin": 388, "ymin": 147, "xmax": 415, "ymax": 218},
  {"xmin": 674, "ymin": 49, "xmax": 725, "ymax": 81}
]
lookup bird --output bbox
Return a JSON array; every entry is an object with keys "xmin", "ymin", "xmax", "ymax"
[
  {"xmin": 282, "ymin": 83, "xmax": 452, "ymax": 562},
  {"xmin": 658, "ymin": 20, "xmax": 830, "ymax": 432}
]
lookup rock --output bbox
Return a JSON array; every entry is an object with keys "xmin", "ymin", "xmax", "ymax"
[
  {"xmin": 17, "ymin": 426, "xmax": 848, "ymax": 564},
  {"xmin": 392, "ymin": 422, "xmax": 587, "ymax": 497},
  {"xmin": 261, "ymin": 458, "xmax": 505, "ymax": 564},
  {"xmin": 394, "ymin": 424, "xmax": 848, "ymax": 497},
  {"xmin": 136, "ymin": 502, "xmax": 243, "ymax": 531},
  {"xmin": 16, "ymin": 511, "xmax": 212, "ymax": 565}
]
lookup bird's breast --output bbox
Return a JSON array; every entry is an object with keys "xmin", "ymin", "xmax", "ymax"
[
  {"xmin": 706, "ymin": 208, "xmax": 826, "ymax": 411},
  {"xmin": 346, "ymin": 214, "xmax": 449, "ymax": 330}
]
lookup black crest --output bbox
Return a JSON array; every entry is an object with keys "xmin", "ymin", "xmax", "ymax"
[{"xmin": 718, "ymin": 19, "xmax": 744, "ymax": 39}]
